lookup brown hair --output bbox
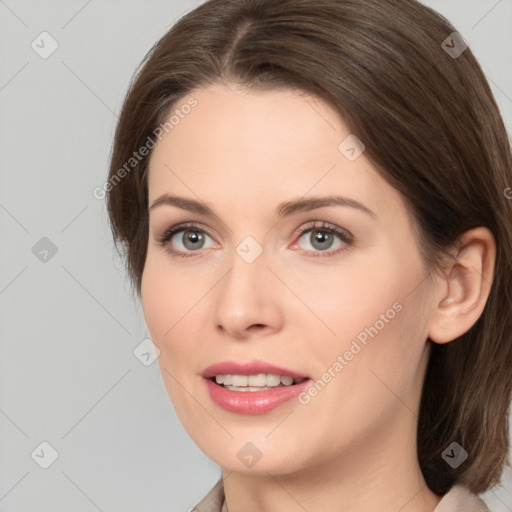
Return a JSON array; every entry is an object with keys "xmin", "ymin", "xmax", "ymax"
[{"xmin": 106, "ymin": 0, "xmax": 512, "ymax": 495}]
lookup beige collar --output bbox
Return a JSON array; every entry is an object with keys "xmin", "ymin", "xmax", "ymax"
[{"xmin": 193, "ymin": 478, "xmax": 490, "ymax": 512}]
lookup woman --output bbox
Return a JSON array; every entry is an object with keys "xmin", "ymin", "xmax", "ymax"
[{"xmin": 105, "ymin": 0, "xmax": 512, "ymax": 510}]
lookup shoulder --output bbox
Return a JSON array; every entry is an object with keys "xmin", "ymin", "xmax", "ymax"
[
  {"xmin": 193, "ymin": 477, "xmax": 225, "ymax": 512},
  {"xmin": 434, "ymin": 484, "xmax": 490, "ymax": 512}
]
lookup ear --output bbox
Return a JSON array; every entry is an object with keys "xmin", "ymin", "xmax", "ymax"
[{"xmin": 428, "ymin": 227, "xmax": 496, "ymax": 344}]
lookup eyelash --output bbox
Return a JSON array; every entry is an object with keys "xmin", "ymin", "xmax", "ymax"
[{"xmin": 155, "ymin": 221, "xmax": 355, "ymax": 259}]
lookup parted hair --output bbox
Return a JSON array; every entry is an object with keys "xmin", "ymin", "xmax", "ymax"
[{"xmin": 106, "ymin": 0, "xmax": 512, "ymax": 495}]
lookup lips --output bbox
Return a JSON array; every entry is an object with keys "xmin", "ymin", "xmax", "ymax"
[
  {"xmin": 201, "ymin": 360, "xmax": 310, "ymax": 380},
  {"xmin": 204, "ymin": 376, "xmax": 311, "ymax": 415},
  {"xmin": 201, "ymin": 360, "xmax": 312, "ymax": 415}
]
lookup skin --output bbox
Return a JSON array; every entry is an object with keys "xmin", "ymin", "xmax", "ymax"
[{"xmin": 140, "ymin": 83, "xmax": 495, "ymax": 512}]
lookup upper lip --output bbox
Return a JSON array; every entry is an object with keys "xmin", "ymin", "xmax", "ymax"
[{"xmin": 202, "ymin": 360, "xmax": 310, "ymax": 380}]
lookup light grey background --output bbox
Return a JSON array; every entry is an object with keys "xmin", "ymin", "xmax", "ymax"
[{"xmin": 1, "ymin": 1, "xmax": 511, "ymax": 510}]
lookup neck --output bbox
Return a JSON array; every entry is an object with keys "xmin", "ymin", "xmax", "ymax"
[{"xmin": 222, "ymin": 393, "xmax": 442, "ymax": 512}]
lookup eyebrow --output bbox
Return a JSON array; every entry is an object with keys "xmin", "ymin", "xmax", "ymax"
[{"xmin": 149, "ymin": 194, "xmax": 376, "ymax": 219}]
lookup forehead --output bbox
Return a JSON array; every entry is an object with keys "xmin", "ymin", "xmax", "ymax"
[{"xmin": 147, "ymin": 83, "xmax": 405, "ymax": 221}]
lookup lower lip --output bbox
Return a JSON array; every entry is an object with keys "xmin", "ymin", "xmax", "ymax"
[{"xmin": 203, "ymin": 377, "xmax": 311, "ymax": 415}]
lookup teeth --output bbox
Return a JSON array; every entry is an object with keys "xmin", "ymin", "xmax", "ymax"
[
  {"xmin": 248, "ymin": 374, "xmax": 267, "ymax": 386},
  {"xmin": 213, "ymin": 373, "xmax": 305, "ymax": 388},
  {"xmin": 280, "ymin": 376, "xmax": 294, "ymax": 386},
  {"xmin": 232, "ymin": 375, "xmax": 248, "ymax": 386},
  {"xmin": 224, "ymin": 385, "xmax": 274, "ymax": 392}
]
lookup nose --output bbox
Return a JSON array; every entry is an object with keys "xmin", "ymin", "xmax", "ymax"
[{"xmin": 213, "ymin": 245, "xmax": 285, "ymax": 340}]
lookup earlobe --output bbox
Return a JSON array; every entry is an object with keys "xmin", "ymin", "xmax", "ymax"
[{"xmin": 428, "ymin": 227, "xmax": 496, "ymax": 344}]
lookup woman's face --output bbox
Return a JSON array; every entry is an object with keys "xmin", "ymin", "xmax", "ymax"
[{"xmin": 141, "ymin": 83, "xmax": 436, "ymax": 476}]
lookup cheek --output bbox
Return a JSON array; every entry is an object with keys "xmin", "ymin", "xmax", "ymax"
[
  {"xmin": 140, "ymin": 254, "xmax": 210, "ymax": 383},
  {"xmin": 141, "ymin": 252, "xmax": 194, "ymax": 339},
  {"xmin": 140, "ymin": 259, "xmax": 189, "ymax": 377},
  {"xmin": 298, "ymin": 246, "xmax": 429, "ymax": 396},
  {"xmin": 289, "ymin": 261, "xmax": 407, "ymax": 350},
  {"xmin": 324, "ymin": 295, "xmax": 429, "ymax": 445},
  {"xmin": 140, "ymin": 259, "xmax": 195, "ymax": 407}
]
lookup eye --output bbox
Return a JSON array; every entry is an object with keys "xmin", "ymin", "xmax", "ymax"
[
  {"xmin": 291, "ymin": 221, "xmax": 354, "ymax": 257},
  {"xmin": 156, "ymin": 222, "xmax": 217, "ymax": 258},
  {"xmin": 155, "ymin": 221, "xmax": 354, "ymax": 259}
]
